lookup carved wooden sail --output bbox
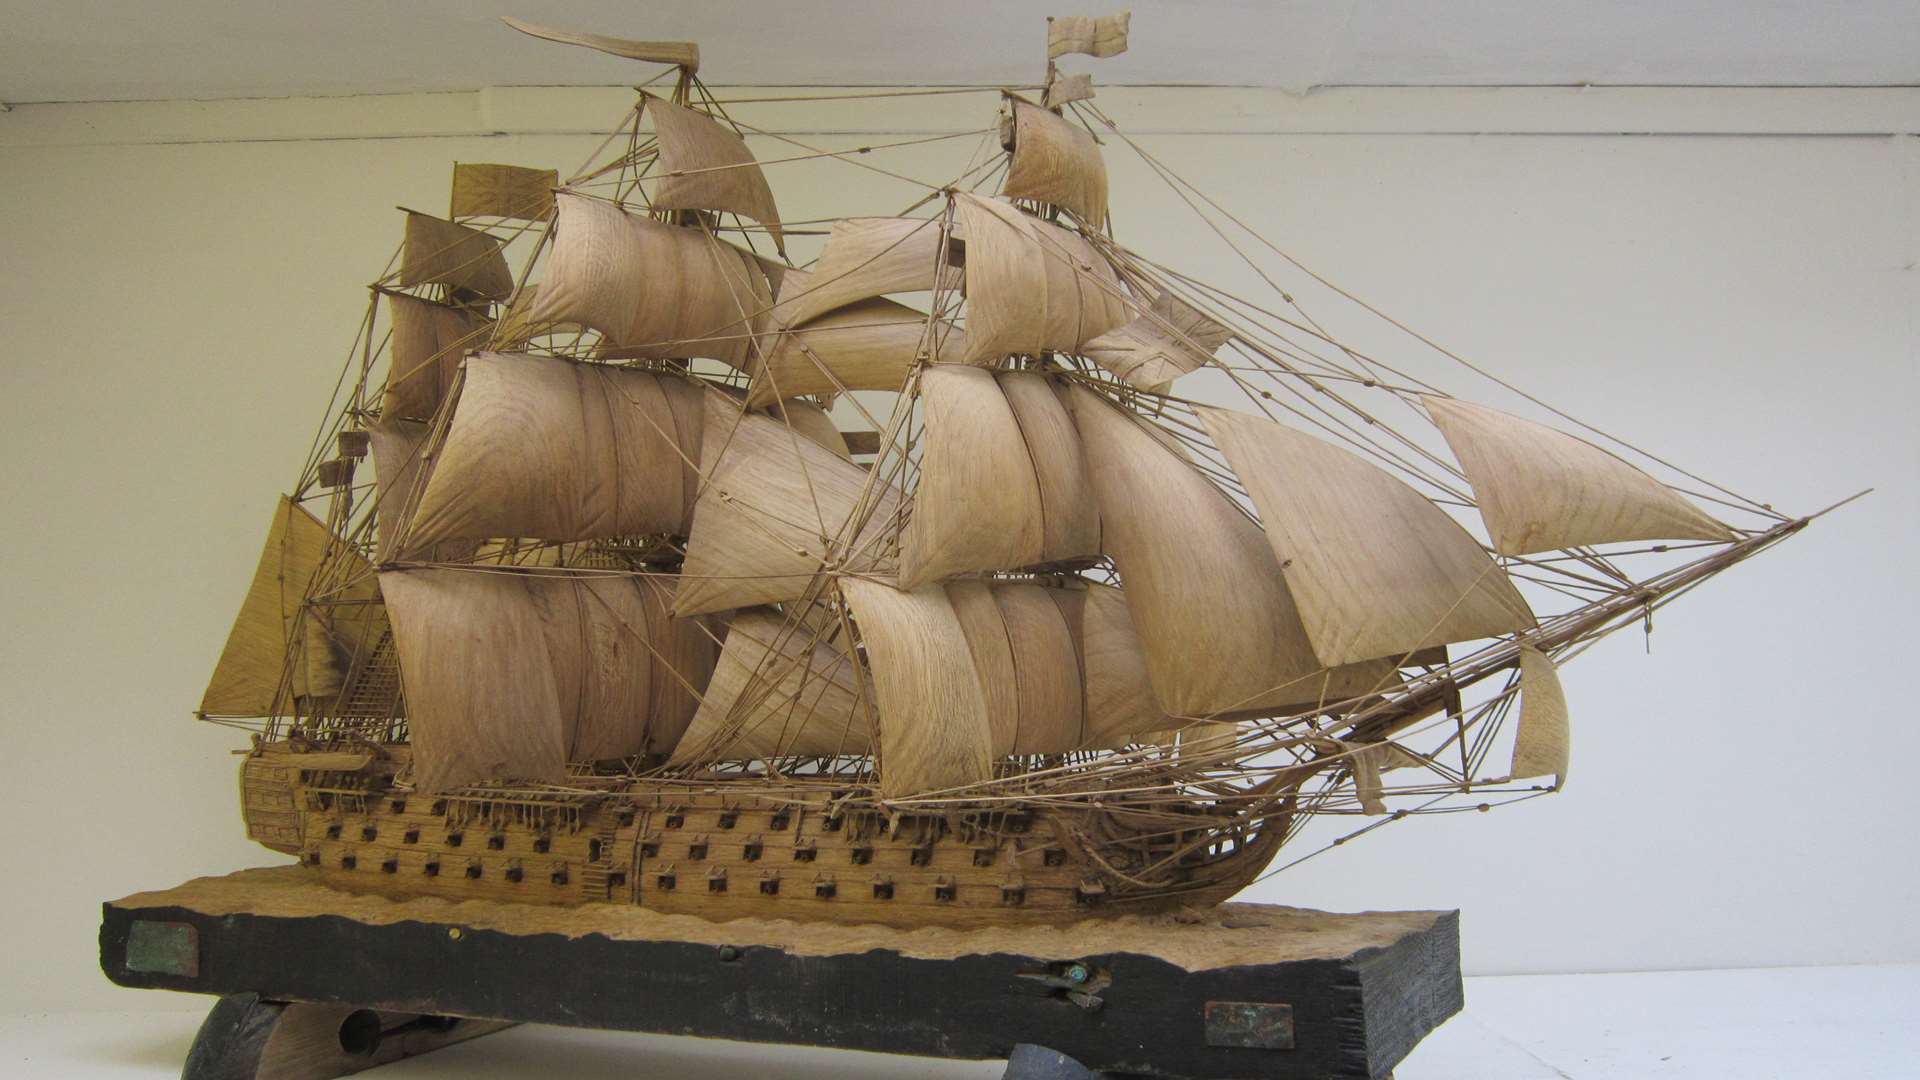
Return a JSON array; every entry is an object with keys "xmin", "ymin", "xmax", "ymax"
[
  {"xmin": 399, "ymin": 353, "xmax": 704, "ymax": 556},
  {"xmin": 951, "ymin": 193, "xmax": 1131, "ymax": 365},
  {"xmin": 202, "ymin": 12, "xmax": 1811, "ymax": 928},
  {"xmin": 674, "ymin": 389, "xmax": 902, "ymax": 616},
  {"xmin": 521, "ymin": 193, "xmax": 770, "ymax": 367},
  {"xmin": 1200, "ymin": 407, "xmax": 1535, "ymax": 667},
  {"xmin": 1425, "ymin": 395, "xmax": 1734, "ymax": 555},
  {"xmin": 643, "ymin": 93, "xmax": 786, "ymax": 256}
]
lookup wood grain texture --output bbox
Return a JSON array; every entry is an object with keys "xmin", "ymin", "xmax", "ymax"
[
  {"xmin": 1074, "ymin": 581, "xmax": 1170, "ymax": 746},
  {"xmin": 1510, "ymin": 645, "xmax": 1570, "ymax": 783},
  {"xmin": 748, "ymin": 292, "xmax": 953, "ymax": 406},
  {"xmin": 1201, "ymin": 406, "xmax": 1536, "ymax": 667},
  {"xmin": 1425, "ymin": 395, "xmax": 1735, "ymax": 556},
  {"xmin": 1081, "ymin": 291, "xmax": 1232, "ymax": 387},
  {"xmin": 776, "ymin": 216, "xmax": 958, "ymax": 327},
  {"xmin": 946, "ymin": 580, "xmax": 1022, "ymax": 755},
  {"xmin": 450, "ymin": 162, "xmax": 558, "ymax": 221},
  {"xmin": 380, "ymin": 569, "xmax": 713, "ymax": 791},
  {"xmin": 1044, "ymin": 72, "xmax": 1096, "ymax": 109},
  {"xmin": 1068, "ymin": 385, "xmax": 1391, "ymax": 717},
  {"xmin": 397, "ymin": 211, "xmax": 512, "ymax": 300},
  {"xmin": 993, "ymin": 581, "xmax": 1088, "ymax": 753},
  {"xmin": 669, "ymin": 608, "xmax": 870, "ymax": 763},
  {"xmin": 950, "ymin": 193, "xmax": 1130, "ymax": 366},
  {"xmin": 379, "ymin": 568, "xmax": 568, "ymax": 792},
  {"xmin": 402, "ymin": 353, "xmax": 704, "ymax": 555},
  {"xmin": 382, "ymin": 293, "xmax": 491, "ymax": 421},
  {"xmin": 765, "ymin": 396, "xmax": 849, "ymax": 459},
  {"xmin": 526, "ymin": 193, "xmax": 771, "ymax": 369},
  {"xmin": 841, "ymin": 578, "xmax": 995, "ymax": 799},
  {"xmin": 900, "ymin": 366, "xmax": 1045, "ymax": 587},
  {"xmin": 1000, "ymin": 371, "xmax": 1102, "ymax": 560},
  {"xmin": 1047, "ymin": 12, "xmax": 1131, "ymax": 59},
  {"xmin": 1003, "ymin": 99, "xmax": 1109, "ymax": 225},
  {"xmin": 201, "ymin": 497, "xmax": 375, "ymax": 716},
  {"xmin": 499, "ymin": 17, "xmax": 698, "ymax": 70},
  {"xmin": 675, "ymin": 389, "xmax": 902, "ymax": 616},
  {"xmin": 644, "ymin": 94, "xmax": 784, "ymax": 255}
]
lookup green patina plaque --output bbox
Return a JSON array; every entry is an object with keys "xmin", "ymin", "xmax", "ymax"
[
  {"xmin": 125, "ymin": 920, "xmax": 199, "ymax": 978},
  {"xmin": 1204, "ymin": 1000, "xmax": 1294, "ymax": 1050}
]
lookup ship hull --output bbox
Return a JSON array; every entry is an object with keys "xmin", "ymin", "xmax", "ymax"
[{"xmin": 242, "ymin": 742, "xmax": 1283, "ymax": 928}]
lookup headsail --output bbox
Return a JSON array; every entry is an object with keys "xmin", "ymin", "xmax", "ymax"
[
  {"xmin": 1425, "ymin": 396, "xmax": 1735, "ymax": 556},
  {"xmin": 1068, "ymin": 385, "xmax": 1395, "ymax": 716},
  {"xmin": 1200, "ymin": 407, "xmax": 1536, "ymax": 667},
  {"xmin": 1509, "ymin": 646, "xmax": 1570, "ymax": 784},
  {"xmin": 398, "ymin": 353, "xmax": 705, "ymax": 558},
  {"xmin": 643, "ymin": 93, "xmax": 786, "ymax": 257},
  {"xmin": 522, "ymin": 193, "xmax": 771, "ymax": 368},
  {"xmin": 900, "ymin": 368, "xmax": 1100, "ymax": 587},
  {"xmin": 950, "ymin": 193, "xmax": 1131, "ymax": 365},
  {"xmin": 381, "ymin": 568, "xmax": 715, "ymax": 792}
]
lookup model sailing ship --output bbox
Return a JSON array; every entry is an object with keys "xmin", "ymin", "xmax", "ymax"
[{"xmin": 199, "ymin": 14, "xmax": 1819, "ymax": 928}]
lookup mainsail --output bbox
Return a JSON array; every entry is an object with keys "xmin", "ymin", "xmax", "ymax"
[{"xmin": 382, "ymin": 569, "xmax": 713, "ymax": 792}]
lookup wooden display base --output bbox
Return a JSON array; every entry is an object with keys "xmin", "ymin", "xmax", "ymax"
[{"xmin": 101, "ymin": 867, "xmax": 1462, "ymax": 1079}]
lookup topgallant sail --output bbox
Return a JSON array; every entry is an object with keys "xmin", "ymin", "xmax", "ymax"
[{"xmin": 203, "ymin": 14, "xmax": 1833, "ymax": 927}]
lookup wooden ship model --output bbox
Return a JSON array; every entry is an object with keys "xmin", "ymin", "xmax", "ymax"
[{"xmin": 200, "ymin": 13, "xmax": 1817, "ymax": 930}]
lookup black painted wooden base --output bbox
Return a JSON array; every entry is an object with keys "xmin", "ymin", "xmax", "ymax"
[{"xmin": 101, "ymin": 871, "xmax": 1461, "ymax": 1079}]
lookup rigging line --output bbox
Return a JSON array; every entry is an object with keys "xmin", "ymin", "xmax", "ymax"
[
  {"xmin": 1077, "ymin": 100, "xmax": 1784, "ymax": 519},
  {"xmin": 1088, "ymin": 194, "xmax": 1474, "ymax": 498},
  {"xmin": 702, "ymin": 85, "xmax": 1048, "ymax": 106},
  {"xmin": 629, "ymin": 128, "xmax": 993, "ymax": 182},
  {"xmin": 717, "ymin": 114, "xmax": 957, "ymax": 191}
]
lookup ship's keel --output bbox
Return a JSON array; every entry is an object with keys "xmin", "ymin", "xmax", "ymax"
[{"xmin": 103, "ymin": 867, "xmax": 1461, "ymax": 1080}]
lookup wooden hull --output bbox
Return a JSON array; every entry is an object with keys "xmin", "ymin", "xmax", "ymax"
[{"xmin": 241, "ymin": 742, "xmax": 1284, "ymax": 928}]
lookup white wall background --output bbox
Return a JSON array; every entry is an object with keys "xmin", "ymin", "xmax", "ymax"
[{"xmin": 1, "ymin": 85, "xmax": 1914, "ymax": 1015}]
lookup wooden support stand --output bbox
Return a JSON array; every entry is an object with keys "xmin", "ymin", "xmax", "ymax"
[{"xmin": 102, "ymin": 867, "xmax": 1462, "ymax": 1079}]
